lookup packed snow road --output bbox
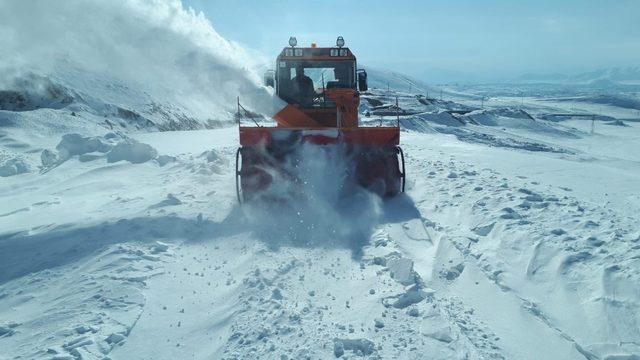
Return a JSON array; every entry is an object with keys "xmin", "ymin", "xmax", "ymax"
[{"xmin": 1, "ymin": 122, "xmax": 640, "ymax": 359}]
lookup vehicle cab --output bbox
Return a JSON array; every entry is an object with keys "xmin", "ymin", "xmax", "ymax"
[{"xmin": 265, "ymin": 36, "xmax": 368, "ymax": 128}]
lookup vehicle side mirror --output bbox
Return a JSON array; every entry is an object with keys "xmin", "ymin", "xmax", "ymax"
[
  {"xmin": 357, "ymin": 69, "xmax": 368, "ymax": 92},
  {"xmin": 264, "ymin": 70, "xmax": 275, "ymax": 88}
]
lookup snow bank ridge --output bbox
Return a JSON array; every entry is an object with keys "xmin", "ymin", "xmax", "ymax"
[{"xmin": 41, "ymin": 133, "xmax": 160, "ymax": 170}]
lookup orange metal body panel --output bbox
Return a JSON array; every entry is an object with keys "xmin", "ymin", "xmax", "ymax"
[
  {"xmin": 325, "ymin": 88, "xmax": 359, "ymax": 128},
  {"xmin": 273, "ymin": 105, "xmax": 319, "ymax": 127},
  {"xmin": 273, "ymin": 88, "xmax": 360, "ymax": 129},
  {"xmin": 239, "ymin": 126, "xmax": 400, "ymax": 147}
]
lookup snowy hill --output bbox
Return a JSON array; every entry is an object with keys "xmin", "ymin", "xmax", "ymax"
[
  {"xmin": 0, "ymin": 69, "xmax": 204, "ymax": 132},
  {"xmin": 0, "ymin": 0, "xmax": 281, "ymax": 133},
  {"xmin": 1, "ymin": 1, "xmax": 640, "ymax": 360}
]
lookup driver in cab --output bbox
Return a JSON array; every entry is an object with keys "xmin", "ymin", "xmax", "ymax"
[{"xmin": 292, "ymin": 65, "xmax": 315, "ymax": 107}]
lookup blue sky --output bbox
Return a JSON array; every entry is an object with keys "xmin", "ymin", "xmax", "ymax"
[{"xmin": 184, "ymin": 0, "xmax": 640, "ymax": 83}]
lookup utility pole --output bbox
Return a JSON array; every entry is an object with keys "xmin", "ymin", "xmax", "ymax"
[
  {"xmin": 591, "ymin": 115, "xmax": 595, "ymax": 134},
  {"xmin": 481, "ymin": 96, "xmax": 484, "ymax": 109},
  {"xmin": 440, "ymin": 89, "xmax": 443, "ymax": 101}
]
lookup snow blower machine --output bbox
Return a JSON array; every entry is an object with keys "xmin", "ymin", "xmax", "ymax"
[{"xmin": 235, "ymin": 36, "xmax": 405, "ymax": 202}]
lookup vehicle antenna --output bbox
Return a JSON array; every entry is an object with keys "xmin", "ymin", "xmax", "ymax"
[{"xmin": 321, "ymin": 72, "xmax": 326, "ymax": 105}]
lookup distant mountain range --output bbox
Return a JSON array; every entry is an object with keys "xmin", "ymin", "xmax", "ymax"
[
  {"xmin": 513, "ymin": 67, "xmax": 640, "ymax": 85},
  {"xmin": 403, "ymin": 66, "xmax": 640, "ymax": 86}
]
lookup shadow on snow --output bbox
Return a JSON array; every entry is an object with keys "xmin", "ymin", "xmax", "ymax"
[{"xmin": 0, "ymin": 194, "xmax": 419, "ymax": 284}]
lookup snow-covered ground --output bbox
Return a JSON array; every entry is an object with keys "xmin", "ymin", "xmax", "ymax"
[
  {"xmin": 2, "ymin": 85, "xmax": 640, "ymax": 359},
  {"xmin": 2, "ymin": 1, "xmax": 640, "ymax": 359}
]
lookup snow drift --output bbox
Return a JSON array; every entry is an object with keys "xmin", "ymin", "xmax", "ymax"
[{"xmin": 40, "ymin": 133, "xmax": 161, "ymax": 170}]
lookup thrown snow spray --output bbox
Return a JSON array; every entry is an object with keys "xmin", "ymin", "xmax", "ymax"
[
  {"xmin": 240, "ymin": 143, "xmax": 384, "ymax": 257},
  {"xmin": 0, "ymin": 0, "xmax": 284, "ymax": 119}
]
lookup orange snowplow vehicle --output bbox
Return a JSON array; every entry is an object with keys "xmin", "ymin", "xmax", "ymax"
[{"xmin": 236, "ymin": 36, "xmax": 405, "ymax": 202}]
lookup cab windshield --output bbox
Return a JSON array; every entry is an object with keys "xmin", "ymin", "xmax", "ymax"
[{"xmin": 277, "ymin": 60, "xmax": 355, "ymax": 108}]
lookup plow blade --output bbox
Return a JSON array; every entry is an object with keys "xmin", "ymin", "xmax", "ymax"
[{"xmin": 235, "ymin": 126, "xmax": 405, "ymax": 202}]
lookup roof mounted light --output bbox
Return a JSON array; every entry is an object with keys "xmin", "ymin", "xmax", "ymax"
[
  {"xmin": 289, "ymin": 36, "xmax": 297, "ymax": 47},
  {"xmin": 336, "ymin": 36, "xmax": 345, "ymax": 48}
]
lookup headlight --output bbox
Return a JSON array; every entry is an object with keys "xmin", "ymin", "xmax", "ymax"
[
  {"xmin": 336, "ymin": 36, "xmax": 345, "ymax": 48},
  {"xmin": 289, "ymin": 37, "xmax": 297, "ymax": 47}
]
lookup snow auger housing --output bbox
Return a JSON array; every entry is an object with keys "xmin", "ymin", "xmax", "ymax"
[{"xmin": 236, "ymin": 36, "xmax": 405, "ymax": 202}]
